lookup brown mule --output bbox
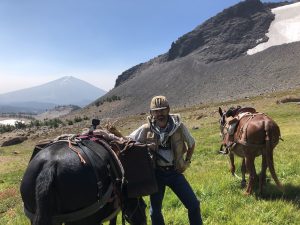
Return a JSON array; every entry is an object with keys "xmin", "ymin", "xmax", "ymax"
[{"xmin": 218, "ymin": 107, "xmax": 283, "ymax": 195}]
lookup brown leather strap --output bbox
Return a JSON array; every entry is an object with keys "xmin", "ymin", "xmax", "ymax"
[
  {"xmin": 236, "ymin": 113, "xmax": 266, "ymax": 146},
  {"xmin": 236, "ymin": 140, "xmax": 265, "ymax": 148},
  {"xmin": 24, "ymin": 183, "xmax": 114, "ymax": 223},
  {"xmin": 68, "ymin": 139, "xmax": 86, "ymax": 164}
]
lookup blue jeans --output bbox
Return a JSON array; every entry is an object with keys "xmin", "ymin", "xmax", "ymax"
[{"xmin": 150, "ymin": 168, "xmax": 202, "ymax": 225}]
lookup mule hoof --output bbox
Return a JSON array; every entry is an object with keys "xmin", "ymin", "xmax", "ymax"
[
  {"xmin": 241, "ymin": 180, "xmax": 247, "ymax": 188},
  {"xmin": 243, "ymin": 191, "xmax": 251, "ymax": 196},
  {"xmin": 278, "ymin": 183, "xmax": 285, "ymax": 192}
]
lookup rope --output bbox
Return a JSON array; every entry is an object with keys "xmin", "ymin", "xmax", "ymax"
[
  {"xmin": 68, "ymin": 138, "xmax": 86, "ymax": 164},
  {"xmin": 120, "ymin": 140, "xmax": 135, "ymax": 154},
  {"xmin": 233, "ymin": 173, "xmax": 242, "ymax": 180}
]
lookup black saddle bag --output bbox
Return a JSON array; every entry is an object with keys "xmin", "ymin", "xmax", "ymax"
[{"xmin": 119, "ymin": 144, "xmax": 158, "ymax": 198}]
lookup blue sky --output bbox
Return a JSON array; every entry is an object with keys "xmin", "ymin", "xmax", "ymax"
[{"xmin": 0, "ymin": 0, "xmax": 285, "ymax": 93}]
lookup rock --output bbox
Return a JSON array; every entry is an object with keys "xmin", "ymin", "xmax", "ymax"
[
  {"xmin": 1, "ymin": 136, "xmax": 28, "ymax": 147},
  {"xmin": 278, "ymin": 97, "xmax": 300, "ymax": 104},
  {"xmin": 196, "ymin": 115, "xmax": 204, "ymax": 120}
]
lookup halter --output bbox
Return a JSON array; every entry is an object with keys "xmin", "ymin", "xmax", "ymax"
[{"xmin": 219, "ymin": 114, "xmax": 227, "ymax": 140}]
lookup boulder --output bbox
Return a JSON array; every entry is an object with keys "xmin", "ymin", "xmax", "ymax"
[{"xmin": 0, "ymin": 136, "xmax": 27, "ymax": 147}]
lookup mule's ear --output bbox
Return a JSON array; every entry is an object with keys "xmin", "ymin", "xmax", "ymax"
[{"xmin": 218, "ymin": 107, "xmax": 223, "ymax": 117}]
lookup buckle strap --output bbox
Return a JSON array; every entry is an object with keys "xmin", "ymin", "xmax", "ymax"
[{"xmin": 24, "ymin": 183, "xmax": 114, "ymax": 223}]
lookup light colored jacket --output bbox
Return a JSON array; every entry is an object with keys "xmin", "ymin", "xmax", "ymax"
[{"xmin": 129, "ymin": 114, "xmax": 195, "ymax": 173}]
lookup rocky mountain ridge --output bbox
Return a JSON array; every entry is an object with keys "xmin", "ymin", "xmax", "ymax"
[
  {"xmin": 87, "ymin": 41, "xmax": 300, "ymax": 118},
  {"xmin": 84, "ymin": 0, "xmax": 300, "ymax": 118},
  {"xmin": 115, "ymin": 0, "xmax": 280, "ymax": 88}
]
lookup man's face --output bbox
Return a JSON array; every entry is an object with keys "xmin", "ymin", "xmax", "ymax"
[{"xmin": 150, "ymin": 108, "xmax": 169, "ymax": 124}]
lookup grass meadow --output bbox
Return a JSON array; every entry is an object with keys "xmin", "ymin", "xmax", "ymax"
[{"xmin": 0, "ymin": 89, "xmax": 300, "ymax": 225}]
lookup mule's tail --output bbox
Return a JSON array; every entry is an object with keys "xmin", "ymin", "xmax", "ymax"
[
  {"xmin": 33, "ymin": 162, "xmax": 56, "ymax": 225},
  {"xmin": 264, "ymin": 122, "xmax": 283, "ymax": 191}
]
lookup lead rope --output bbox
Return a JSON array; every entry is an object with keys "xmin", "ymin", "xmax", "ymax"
[{"xmin": 120, "ymin": 140, "xmax": 135, "ymax": 154}]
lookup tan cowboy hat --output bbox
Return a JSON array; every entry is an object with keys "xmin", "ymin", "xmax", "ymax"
[{"xmin": 150, "ymin": 95, "xmax": 169, "ymax": 111}]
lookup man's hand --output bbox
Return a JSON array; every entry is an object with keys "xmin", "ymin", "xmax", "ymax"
[{"xmin": 147, "ymin": 143, "xmax": 156, "ymax": 151}]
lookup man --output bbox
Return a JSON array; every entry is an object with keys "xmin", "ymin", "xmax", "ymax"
[{"xmin": 129, "ymin": 95, "xmax": 202, "ymax": 225}]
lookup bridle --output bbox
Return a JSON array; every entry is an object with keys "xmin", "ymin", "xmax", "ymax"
[{"xmin": 219, "ymin": 113, "xmax": 227, "ymax": 141}]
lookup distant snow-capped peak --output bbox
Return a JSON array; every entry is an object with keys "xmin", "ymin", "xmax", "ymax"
[
  {"xmin": 247, "ymin": 2, "xmax": 300, "ymax": 55},
  {"xmin": 59, "ymin": 76, "xmax": 75, "ymax": 86}
]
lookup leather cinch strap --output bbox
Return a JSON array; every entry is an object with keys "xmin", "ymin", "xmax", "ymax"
[{"xmin": 24, "ymin": 183, "xmax": 113, "ymax": 224}]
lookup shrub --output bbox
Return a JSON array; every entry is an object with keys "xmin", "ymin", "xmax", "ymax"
[
  {"xmin": 47, "ymin": 118, "xmax": 63, "ymax": 128},
  {"xmin": 30, "ymin": 120, "xmax": 41, "ymax": 127},
  {"xmin": 95, "ymin": 95, "xmax": 121, "ymax": 107},
  {"xmin": 14, "ymin": 121, "xmax": 26, "ymax": 129},
  {"xmin": 74, "ymin": 117, "xmax": 83, "ymax": 123},
  {"xmin": 0, "ymin": 124, "xmax": 14, "ymax": 133}
]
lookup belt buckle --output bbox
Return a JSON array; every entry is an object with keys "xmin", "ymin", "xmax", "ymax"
[
  {"xmin": 163, "ymin": 166, "xmax": 173, "ymax": 171},
  {"xmin": 157, "ymin": 165, "xmax": 173, "ymax": 171}
]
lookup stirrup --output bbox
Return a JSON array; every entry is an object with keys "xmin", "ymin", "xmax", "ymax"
[
  {"xmin": 219, "ymin": 147, "xmax": 229, "ymax": 155},
  {"xmin": 219, "ymin": 149, "xmax": 228, "ymax": 155}
]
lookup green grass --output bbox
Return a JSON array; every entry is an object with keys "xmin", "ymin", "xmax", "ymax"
[{"xmin": 1, "ymin": 91, "xmax": 300, "ymax": 225}]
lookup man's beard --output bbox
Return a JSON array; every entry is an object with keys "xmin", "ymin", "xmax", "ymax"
[{"xmin": 155, "ymin": 115, "xmax": 168, "ymax": 123}]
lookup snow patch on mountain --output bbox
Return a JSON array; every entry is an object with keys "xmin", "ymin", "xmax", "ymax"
[
  {"xmin": 59, "ymin": 76, "xmax": 74, "ymax": 86},
  {"xmin": 247, "ymin": 2, "xmax": 300, "ymax": 55}
]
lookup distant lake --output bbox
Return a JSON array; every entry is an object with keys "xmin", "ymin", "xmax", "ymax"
[{"xmin": 0, "ymin": 119, "xmax": 24, "ymax": 126}]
